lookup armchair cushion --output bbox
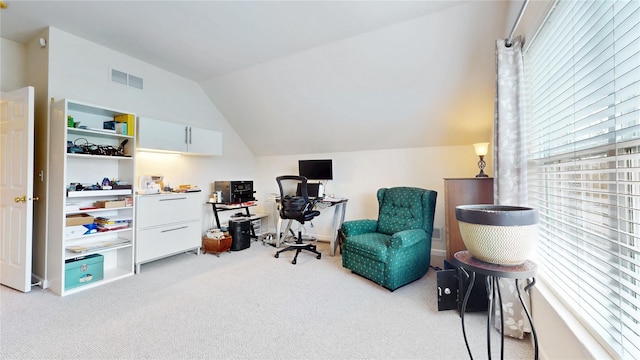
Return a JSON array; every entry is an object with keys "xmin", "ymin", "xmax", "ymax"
[
  {"xmin": 390, "ymin": 228, "xmax": 427, "ymax": 249},
  {"xmin": 341, "ymin": 232, "xmax": 390, "ymax": 262},
  {"xmin": 342, "ymin": 219, "xmax": 378, "ymax": 237}
]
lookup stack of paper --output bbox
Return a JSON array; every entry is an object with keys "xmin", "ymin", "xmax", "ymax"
[{"xmin": 95, "ymin": 216, "xmax": 132, "ymax": 231}]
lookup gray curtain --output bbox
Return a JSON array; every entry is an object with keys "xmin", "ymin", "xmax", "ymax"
[{"xmin": 493, "ymin": 36, "xmax": 531, "ymax": 339}]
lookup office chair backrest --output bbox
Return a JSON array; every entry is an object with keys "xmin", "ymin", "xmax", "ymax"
[{"xmin": 276, "ymin": 175, "xmax": 317, "ymax": 223}]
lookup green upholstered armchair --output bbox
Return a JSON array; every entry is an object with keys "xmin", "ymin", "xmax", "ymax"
[{"xmin": 341, "ymin": 187, "xmax": 437, "ymax": 291}]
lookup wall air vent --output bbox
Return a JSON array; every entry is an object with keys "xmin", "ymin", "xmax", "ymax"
[
  {"xmin": 432, "ymin": 227, "xmax": 442, "ymax": 241},
  {"xmin": 110, "ymin": 68, "xmax": 144, "ymax": 90},
  {"xmin": 128, "ymin": 74, "xmax": 143, "ymax": 89}
]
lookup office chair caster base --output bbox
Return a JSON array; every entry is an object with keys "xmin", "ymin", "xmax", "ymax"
[
  {"xmin": 317, "ymin": 254, "xmax": 321, "ymax": 259},
  {"xmin": 274, "ymin": 253, "xmax": 279, "ymax": 258}
]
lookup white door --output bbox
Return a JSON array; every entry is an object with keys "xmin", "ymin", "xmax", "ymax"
[{"xmin": 0, "ymin": 86, "xmax": 35, "ymax": 292}]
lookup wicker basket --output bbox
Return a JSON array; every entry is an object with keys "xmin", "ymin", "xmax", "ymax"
[{"xmin": 456, "ymin": 205, "xmax": 539, "ymax": 265}]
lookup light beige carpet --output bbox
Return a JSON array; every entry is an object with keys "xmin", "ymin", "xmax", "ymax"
[{"xmin": 0, "ymin": 241, "xmax": 534, "ymax": 359}]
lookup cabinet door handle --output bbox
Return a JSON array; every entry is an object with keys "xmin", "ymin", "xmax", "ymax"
[
  {"xmin": 159, "ymin": 197, "xmax": 187, "ymax": 201},
  {"xmin": 189, "ymin": 127, "xmax": 192, "ymax": 144},
  {"xmin": 161, "ymin": 226, "xmax": 188, "ymax": 233},
  {"xmin": 185, "ymin": 126, "xmax": 188, "ymax": 145}
]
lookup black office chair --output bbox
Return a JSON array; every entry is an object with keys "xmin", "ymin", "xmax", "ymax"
[{"xmin": 274, "ymin": 175, "xmax": 322, "ymax": 264}]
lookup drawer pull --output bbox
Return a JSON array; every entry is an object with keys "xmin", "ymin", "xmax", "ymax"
[
  {"xmin": 161, "ymin": 226, "xmax": 188, "ymax": 233},
  {"xmin": 159, "ymin": 197, "xmax": 187, "ymax": 201}
]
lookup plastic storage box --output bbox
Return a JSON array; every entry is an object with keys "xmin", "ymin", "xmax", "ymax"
[{"xmin": 64, "ymin": 254, "xmax": 104, "ymax": 290}]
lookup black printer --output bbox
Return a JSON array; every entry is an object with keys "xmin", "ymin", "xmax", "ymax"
[{"xmin": 214, "ymin": 181, "xmax": 256, "ymax": 204}]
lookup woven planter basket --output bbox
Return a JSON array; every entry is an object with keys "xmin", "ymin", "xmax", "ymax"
[{"xmin": 456, "ymin": 205, "xmax": 539, "ymax": 266}]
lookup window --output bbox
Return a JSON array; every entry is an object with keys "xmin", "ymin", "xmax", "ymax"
[{"xmin": 526, "ymin": 0, "xmax": 639, "ymax": 358}]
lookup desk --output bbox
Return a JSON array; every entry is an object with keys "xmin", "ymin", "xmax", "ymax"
[
  {"xmin": 275, "ymin": 198, "xmax": 348, "ymax": 256},
  {"xmin": 207, "ymin": 202, "xmax": 267, "ymax": 239},
  {"xmin": 453, "ymin": 251, "xmax": 538, "ymax": 360}
]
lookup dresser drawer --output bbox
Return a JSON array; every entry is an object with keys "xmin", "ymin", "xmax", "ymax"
[
  {"xmin": 137, "ymin": 194, "xmax": 201, "ymax": 228},
  {"xmin": 136, "ymin": 220, "xmax": 201, "ymax": 263}
]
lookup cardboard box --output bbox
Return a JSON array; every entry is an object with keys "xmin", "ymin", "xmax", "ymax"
[
  {"xmin": 114, "ymin": 114, "xmax": 135, "ymax": 136},
  {"xmin": 115, "ymin": 122, "xmax": 127, "ymax": 135},
  {"xmin": 64, "ymin": 254, "xmax": 104, "ymax": 290},
  {"xmin": 94, "ymin": 200, "xmax": 126, "ymax": 208},
  {"xmin": 66, "ymin": 213, "xmax": 95, "ymax": 227}
]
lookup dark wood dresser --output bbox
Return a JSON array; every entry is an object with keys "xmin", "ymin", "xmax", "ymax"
[{"xmin": 443, "ymin": 178, "xmax": 494, "ymax": 260}]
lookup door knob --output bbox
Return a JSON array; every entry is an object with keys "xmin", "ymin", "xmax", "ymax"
[
  {"xmin": 32, "ymin": 196, "xmax": 40, "ymax": 201},
  {"xmin": 14, "ymin": 196, "xmax": 27, "ymax": 203}
]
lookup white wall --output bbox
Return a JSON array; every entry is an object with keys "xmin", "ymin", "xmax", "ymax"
[
  {"xmin": 25, "ymin": 29, "xmax": 51, "ymax": 282},
  {"xmin": 23, "ymin": 27, "xmax": 498, "ymax": 255},
  {"xmin": 254, "ymin": 145, "xmax": 492, "ymax": 254},
  {"xmin": 43, "ymin": 27, "xmax": 256, "ymax": 230},
  {"xmin": 0, "ymin": 38, "xmax": 27, "ymax": 92},
  {"xmin": 532, "ymin": 281, "xmax": 611, "ymax": 360},
  {"xmin": 201, "ymin": 0, "xmax": 508, "ymax": 157}
]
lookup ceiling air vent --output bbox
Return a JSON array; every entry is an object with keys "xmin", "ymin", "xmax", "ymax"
[{"xmin": 110, "ymin": 68, "xmax": 144, "ymax": 90}]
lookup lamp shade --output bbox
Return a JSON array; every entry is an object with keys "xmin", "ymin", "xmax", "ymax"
[{"xmin": 473, "ymin": 142, "xmax": 489, "ymax": 156}]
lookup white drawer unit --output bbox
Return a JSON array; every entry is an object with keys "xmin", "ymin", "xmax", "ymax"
[
  {"xmin": 137, "ymin": 194, "xmax": 201, "ymax": 226},
  {"xmin": 135, "ymin": 193, "xmax": 202, "ymax": 272}
]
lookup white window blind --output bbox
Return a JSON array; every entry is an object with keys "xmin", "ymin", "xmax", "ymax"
[{"xmin": 526, "ymin": 0, "xmax": 639, "ymax": 358}]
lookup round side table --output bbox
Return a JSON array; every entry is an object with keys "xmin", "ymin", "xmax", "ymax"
[{"xmin": 453, "ymin": 251, "xmax": 538, "ymax": 360}]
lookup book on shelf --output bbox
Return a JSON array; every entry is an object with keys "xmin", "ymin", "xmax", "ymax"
[
  {"xmin": 97, "ymin": 224, "xmax": 130, "ymax": 232},
  {"xmin": 95, "ymin": 215, "xmax": 133, "ymax": 225}
]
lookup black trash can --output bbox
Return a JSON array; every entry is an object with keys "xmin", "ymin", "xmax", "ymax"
[{"xmin": 229, "ymin": 219, "xmax": 251, "ymax": 251}]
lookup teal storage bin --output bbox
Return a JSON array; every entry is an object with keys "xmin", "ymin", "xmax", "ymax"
[{"xmin": 64, "ymin": 254, "xmax": 104, "ymax": 290}]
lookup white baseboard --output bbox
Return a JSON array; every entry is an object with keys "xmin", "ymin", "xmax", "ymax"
[
  {"xmin": 431, "ymin": 249, "xmax": 446, "ymax": 258},
  {"xmin": 31, "ymin": 274, "xmax": 47, "ymax": 289},
  {"xmin": 265, "ymin": 227, "xmax": 447, "ymax": 259}
]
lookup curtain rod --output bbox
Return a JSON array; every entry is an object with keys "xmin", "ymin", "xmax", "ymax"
[{"xmin": 505, "ymin": 0, "xmax": 530, "ymax": 47}]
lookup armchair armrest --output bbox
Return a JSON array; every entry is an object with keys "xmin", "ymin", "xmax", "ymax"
[
  {"xmin": 390, "ymin": 229, "xmax": 427, "ymax": 248},
  {"xmin": 341, "ymin": 219, "xmax": 378, "ymax": 237}
]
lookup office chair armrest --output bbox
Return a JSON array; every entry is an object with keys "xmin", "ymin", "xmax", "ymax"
[
  {"xmin": 390, "ymin": 229, "xmax": 427, "ymax": 249},
  {"xmin": 341, "ymin": 219, "xmax": 378, "ymax": 237}
]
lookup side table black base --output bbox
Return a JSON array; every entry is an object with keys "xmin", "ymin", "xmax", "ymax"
[{"xmin": 454, "ymin": 251, "xmax": 539, "ymax": 360}]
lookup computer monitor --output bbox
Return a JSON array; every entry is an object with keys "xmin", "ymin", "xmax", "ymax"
[
  {"xmin": 298, "ymin": 159, "xmax": 333, "ymax": 180},
  {"xmin": 296, "ymin": 183, "xmax": 322, "ymax": 198}
]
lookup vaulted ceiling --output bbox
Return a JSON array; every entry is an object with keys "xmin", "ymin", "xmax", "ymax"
[{"xmin": 1, "ymin": 1, "xmax": 516, "ymax": 156}]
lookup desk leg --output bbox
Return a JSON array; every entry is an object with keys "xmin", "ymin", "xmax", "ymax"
[
  {"xmin": 276, "ymin": 217, "xmax": 283, "ymax": 248},
  {"xmin": 460, "ymin": 269, "xmax": 476, "ymax": 360},
  {"xmin": 211, "ymin": 204, "xmax": 221, "ymax": 229},
  {"xmin": 330, "ymin": 202, "xmax": 347, "ymax": 256},
  {"xmin": 517, "ymin": 278, "xmax": 539, "ymax": 360},
  {"xmin": 244, "ymin": 207, "xmax": 257, "ymax": 239}
]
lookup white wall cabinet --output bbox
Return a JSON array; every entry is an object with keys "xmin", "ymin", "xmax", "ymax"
[
  {"xmin": 47, "ymin": 99, "xmax": 137, "ymax": 296},
  {"xmin": 137, "ymin": 116, "xmax": 222, "ymax": 156},
  {"xmin": 135, "ymin": 193, "xmax": 202, "ymax": 272}
]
